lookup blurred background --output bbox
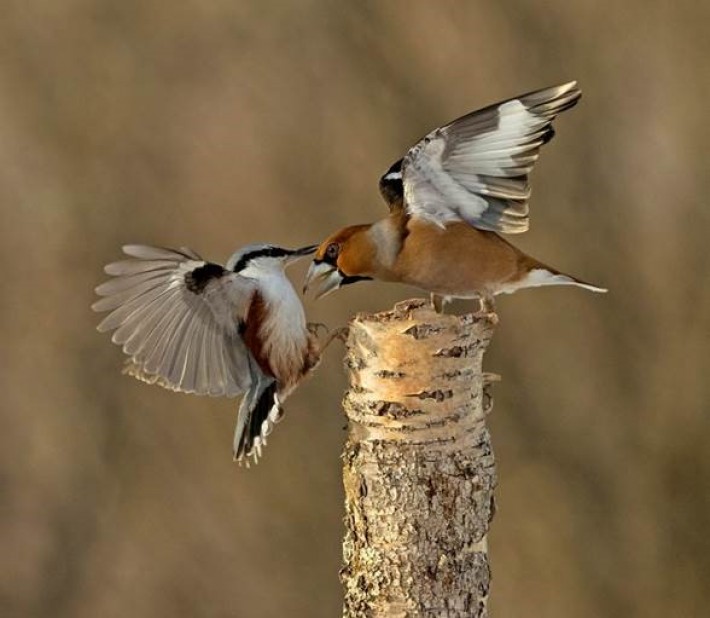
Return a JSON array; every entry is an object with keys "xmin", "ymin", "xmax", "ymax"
[{"xmin": 1, "ymin": 1, "xmax": 708, "ymax": 616}]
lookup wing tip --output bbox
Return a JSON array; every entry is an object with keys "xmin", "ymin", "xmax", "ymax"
[
  {"xmin": 548, "ymin": 80, "xmax": 580, "ymax": 98},
  {"xmin": 121, "ymin": 244, "xmax": 161, "ymax": 259},
  {"xmin": 583, "ymin": 284, "xmax": 608, "ymax": 294},
  {"xmin": 519, "ymin": 80, "xmax": 582, "ymax": 116},
  {"xmin": 559, "ymin": 79, "xmax": 579, "ymax": 91}
]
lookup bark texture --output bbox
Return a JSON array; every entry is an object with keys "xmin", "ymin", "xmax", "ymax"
[{"xmin": 341, "ymin": 299, "xmax": 498, "ymax": 618}]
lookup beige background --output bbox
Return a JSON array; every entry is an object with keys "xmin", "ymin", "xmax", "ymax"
[{"xmin": 1, "ymin": 1, "xmax": 708, "ymax": 616}]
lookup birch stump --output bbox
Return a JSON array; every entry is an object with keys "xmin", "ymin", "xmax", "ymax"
[{"xmin": 341, "ymin": 299, "xmax": 498, "ymax": 617}]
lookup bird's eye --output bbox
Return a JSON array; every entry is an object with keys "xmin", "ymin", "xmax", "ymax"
[{"xmin": 325, "ymin": 243, "xmax": 339, "ymax": 261}]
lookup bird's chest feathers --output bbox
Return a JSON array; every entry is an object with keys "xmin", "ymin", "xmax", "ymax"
[{"xmin": 248, "ymin": 277, "xmax": 308, "ymax": 381}]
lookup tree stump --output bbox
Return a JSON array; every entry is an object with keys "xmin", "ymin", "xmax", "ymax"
[{"xmin": 341, "ymin": 299, "xmax": 498, "ymax": 617}]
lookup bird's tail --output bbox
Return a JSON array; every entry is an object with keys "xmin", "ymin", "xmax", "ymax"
[
  {"xmin": 523, "ymin": 267, "xmax": 608, "ymax": 293},
  {"xmin": 233, "ymin": 377, "xmax": 284, "ymax": 465}
]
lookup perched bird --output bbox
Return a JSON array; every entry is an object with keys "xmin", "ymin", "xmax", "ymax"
[
  {"xmin": 304, "ymin": 82, "xmax": 606, "ymax": 311},
  {"xmin": 93, "ymin": 243, "xmax": 324, "ymax": 463}
]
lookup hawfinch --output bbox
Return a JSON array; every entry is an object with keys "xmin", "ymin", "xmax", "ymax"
[
  {"xmin": 93, "ymin": 243, "xmax": 322, "ymax": 463},
  {"xmin": 304, "ymin": 82, "xmax": 606, "ymax": 310}
]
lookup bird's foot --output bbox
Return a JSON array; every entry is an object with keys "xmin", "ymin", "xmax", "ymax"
[
  {"xmin": 307, "ymin": 322, "xmax": 328, "ymax": 337},
  {"xmin": 473, "ymin": 294, "xmax": 499, "ymax": 324},
  {"xmin": 473, "ymin": 310, "xmax": 499, "ymax": 325},
  {"xmin": 430, "ymin": 293, "xmax": 451, "ymax": 313},
  {"xmin": 321, "ymin": 326, "xmax": 349, "ymax": 351}
]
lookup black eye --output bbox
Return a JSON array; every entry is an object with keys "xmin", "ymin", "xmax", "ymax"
[{"xmin": 325, "ymin": 243, "xmax": 339, "ymax": 260}]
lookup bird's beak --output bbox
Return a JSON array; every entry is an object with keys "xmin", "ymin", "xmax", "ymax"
[
  {"xmin": 303, "ymin": 261, "xmax": 343, "ymax": 298},
  {"xmin": 285, "ymin": 244, "xmax": 318, "ymax": 264}
]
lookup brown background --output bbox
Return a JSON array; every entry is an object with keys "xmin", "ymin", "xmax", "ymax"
[{"xmin": 1, "ymin": 1, "xmax": 708, "ymax": 616}]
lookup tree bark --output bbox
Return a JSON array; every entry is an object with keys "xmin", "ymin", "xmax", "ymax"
[{"xmin": 340, "ymin": 299, "xmax": 498, "ymax": 618}]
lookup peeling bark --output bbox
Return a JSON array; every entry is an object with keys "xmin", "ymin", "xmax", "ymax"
[{"xmin": 341, "ymin": 299, "xmax": 498, "ymax": 617}]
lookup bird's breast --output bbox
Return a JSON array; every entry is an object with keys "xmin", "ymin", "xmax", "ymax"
[{"xmin": 244, "ymin": 281, "xmax": 310, "ymax": 387}]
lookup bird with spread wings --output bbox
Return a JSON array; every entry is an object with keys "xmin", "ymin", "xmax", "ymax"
[
  {"xmin": 304, "ymin": 82, "xmax": 606, "ymax": 311},
  {"xmin": 93, "ymin": 243, "xmax": 333, "ymax": 464}
]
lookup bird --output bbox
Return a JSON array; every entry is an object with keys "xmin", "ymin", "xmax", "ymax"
[
  {"xmin": 93, "ymin": 242, "xmax": 328, "ymax": 464},
  {"xmin": 303, "ymin": 81, "xmax": 606, "ymax": 312}
]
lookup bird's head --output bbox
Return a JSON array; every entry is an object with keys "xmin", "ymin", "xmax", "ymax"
[
  {"xmin": 227, "ymin": 243, "xmax": 317, "ymax": 277},
  {"xmin": 303, "ymin": 225, "xmax": 374, "ymax": 298}
]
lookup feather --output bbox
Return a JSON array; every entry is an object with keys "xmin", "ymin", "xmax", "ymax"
[
  {"xmin": 95, "ymin": 269, "xmax": 168, "ymax": 296},
  {"xmin": 380, "ymin": 82, "xmax": 581, "ymax": 234},
  {"xmin": 141, "ymin": 296, "xmax": 186, "ymax": 374},
  {"xmin": 94, "ymin": 245, "xmax": 258, "ymax": 398},
  {"xmin": 92, "ymin": 277, "xmax": 170, "ymax": 313},
  {"xmin": 122, "ymin": 245, "xmax": 186, "ymax": 261},
  {"xmin": 104, "ymin": 259, "xmax": 180, "ymax": 277},
  {"xmin": 97, "ymin": 285, "xmax": 174, "ymax": 334},
  {"xmin": 120, "ymin": 292, "xmax": 184, "ymax": 356},
  {"xmin": 147, "ymin": 300, "xmax": 193, "ymax": 381}
]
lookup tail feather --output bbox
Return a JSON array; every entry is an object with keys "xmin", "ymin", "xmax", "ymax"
[
  {"xmin": 523, "ymin": 268, "xmax": 607, "ymax": 293},
  {"xmin": 233, "ymin": 378, "xmax": 283, "ymax": 465}
]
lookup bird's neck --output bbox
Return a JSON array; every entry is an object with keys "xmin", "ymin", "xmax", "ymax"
[{"xmin": 364, "ymin": 212, "xmax": 409, "ymax": 277}]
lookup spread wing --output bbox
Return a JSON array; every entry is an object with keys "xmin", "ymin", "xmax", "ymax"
[
  {"xmin": 378, "ymin": 81, "xmax": 581, "ymax": 233},
  {"xmin": 92, "ymin": 244, "xmax": 255, "ymax": 397}
]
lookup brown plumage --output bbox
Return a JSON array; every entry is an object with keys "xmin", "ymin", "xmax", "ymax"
[
  {"xmin": 304, "ymin": 82, "xmax": 606, "ymax": 307},
  {"xmin": 241, "ymin": 291, "xmax": 275, "ymax": 376}
]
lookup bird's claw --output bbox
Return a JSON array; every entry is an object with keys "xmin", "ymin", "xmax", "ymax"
[
  {"xmin": 333, "ymin": 326, "xmax": 349, "ymax": 343},
  {"xmin": 307, "ymin": 322, "xmax": 328, "ymax": 337},
  {"xmin": 473, "ymin": 310, "xmax": 499, "ymax": 325},
  {"xmin": 322, "ymin": 326, "xmax": 349, "ymax": 351},
  {"xmin": 472, "ymin": 295, "xmax": 498, "ymax": 324},
  {"xmin": 430, "ymin": 293, "xmax": 451, "ymax": 313}
]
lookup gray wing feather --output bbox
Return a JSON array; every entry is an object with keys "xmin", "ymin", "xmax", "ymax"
[
  {"xmin": 122, "ymin": 244, "xmax": 193, "ymax": 260},
  {"xmin": 95, "ymin": 270, "xmax": 168, "ymax": 296},
  {"xmin": 402, "ymin": 81, "xmax": 581, "ymax": 233},
  {"xmin": 143, "ymin": 297, "xmax": 187, "ymax": 374},
  {"xmin": 104, "ymin": 259, "xmax": 178, "ymax": 276},
  {"xmin": 178, "ymin": 246, "xmax": 201, "ymax": 260},
  {"xmin": 93, "ymin": 245, "xmax": 254, "ymax": 397},
  {"xmin": 162, "ymin": 307, "xmax": 193, "ymax": 385}
]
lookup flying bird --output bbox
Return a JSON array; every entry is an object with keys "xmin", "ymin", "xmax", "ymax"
[
  {"xmin": 93, "ymin": 243, "xmax": 325, "ymax": 464},
  {"xmin": 304, "ymin": 82, "xmax": 606, "ymax": 311}
]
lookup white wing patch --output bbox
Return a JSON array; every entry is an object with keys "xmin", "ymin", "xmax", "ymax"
[
  {"xmin": 404, "ymin": 133, "xmax": 489, "ymax": 228},
  {"xmin": 449, "ymin": 100, "xmax": 545, "ymax": 177},
  {"xmin": 400, "ymin": 82, "xmax": 581, "ymax": 234}
]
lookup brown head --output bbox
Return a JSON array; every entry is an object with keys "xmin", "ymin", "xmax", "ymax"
[{"xmin": 303, "ymin": 225, "xmax": 376, "ymax": 298}]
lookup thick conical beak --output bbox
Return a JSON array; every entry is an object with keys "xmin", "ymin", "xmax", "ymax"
[
  {"xmin": 303, "ymin": 261, "xmax": 343, "ymax": 298},
  {"xmin": 285, "ymin": 244, "xmax": 318, "ymax": 264}
]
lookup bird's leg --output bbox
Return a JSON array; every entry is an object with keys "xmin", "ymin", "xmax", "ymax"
[
  {"xmin": 307, "ymin": 322, "xmax": 329, "ymax": 337},
  {"xmin": 321, "ymin": 326, "xmax": 349, "ymax": 351},
  {"xmin": 479, "ymin": 293, "xmax": 496, "ymax": 314},
  {"xmin": 474, "ymin": 293, "xmax": 498, "ymax": 323},
  {"xmin": 430, "ymin": 293, "xmax": 450, "ymax": 313},
  {"xmin": 307, "ymin": 322, "xmax": 348, "ymax": 352}
]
